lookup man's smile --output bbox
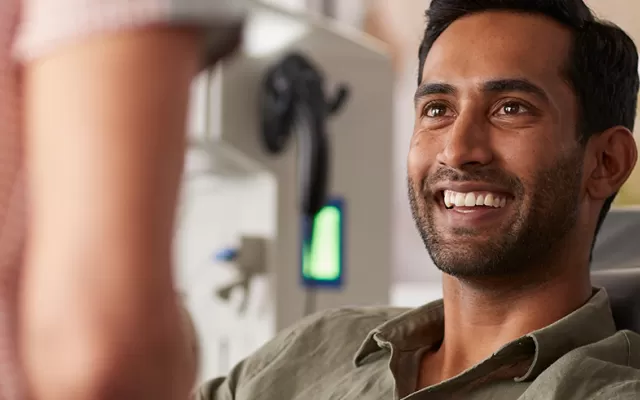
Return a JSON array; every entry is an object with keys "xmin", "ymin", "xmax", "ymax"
[{"xmin": 430, "ymin": 182, "xmax": 515, "ymax": 228}]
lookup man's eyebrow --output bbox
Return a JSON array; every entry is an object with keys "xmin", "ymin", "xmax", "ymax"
[
  {"xmin": 413, "ymin": 78, "xmax": 549, "ymax": 105},
  {"xmin": 482, "ymin": 79, "xmax": 549, "ymax": 102},
  {"xmin": 414, "ymin": 83, "xmax": 456, "ymax": 105}
]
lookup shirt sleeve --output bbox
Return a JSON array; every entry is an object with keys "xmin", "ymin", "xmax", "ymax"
[{"xmin": 13, "ymin": 0, "xmax": 247, "ymax": 64}]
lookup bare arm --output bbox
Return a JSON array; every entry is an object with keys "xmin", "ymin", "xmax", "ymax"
[{"xmin": 21, "ymin": 28, "xmax": 219, "ymax": 399}]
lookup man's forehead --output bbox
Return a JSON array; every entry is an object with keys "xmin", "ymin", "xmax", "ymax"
[{"xmin": 421, "ymin": 11, "xmax": 572, "ymax": 86}]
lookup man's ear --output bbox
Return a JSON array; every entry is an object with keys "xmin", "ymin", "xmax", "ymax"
[{"xmin": 585, "ymin": 126, "xmax": 638, "ymax": 201}]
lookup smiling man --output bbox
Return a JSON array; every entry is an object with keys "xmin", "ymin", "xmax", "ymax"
[{"xmin": 197, "ymin": 1, "xmax": 640, "ymax": 399}]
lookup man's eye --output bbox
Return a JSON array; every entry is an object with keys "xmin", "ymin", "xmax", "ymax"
[
  {"xmin": 424, "ymin": 103, "xmax": 450, "ymax": 118},
  {"xmin": 496, "ymin": 102, "xmax": 528, "ymax": 116}
]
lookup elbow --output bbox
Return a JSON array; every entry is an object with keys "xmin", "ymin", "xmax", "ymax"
[
  {"xmin": 40, "ymin": 344, "xmax": 143, "ymax": 400},
  {"xmin": 24, "ymin": 321, "xmax": 197, "ymax": 400},
  {"xmin": 25, "ymin": 337, "xmax": 134, "ymax": 400}
]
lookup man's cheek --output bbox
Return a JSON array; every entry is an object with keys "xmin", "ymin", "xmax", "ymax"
[{"xmin": 407, "ymin": 147, "xmax": 432, "ymax": 176}]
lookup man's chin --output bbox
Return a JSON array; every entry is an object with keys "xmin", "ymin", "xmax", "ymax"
[
  {"xmin": 432, "ymin": 227, "xmax": 507, "ymax": 246},
  {"xmin": 431, "ymin": 210, "xmax": 517, "ymax": 238},
  {"xmin": 426, "ymin": 240, "xmax": 513, "ymax": 278},
  {"xmin": 433, "ymin": 259, "xmax": 514, "ymax": 279}
]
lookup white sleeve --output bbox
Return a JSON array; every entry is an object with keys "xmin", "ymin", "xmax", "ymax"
[{"xmin": 13, "ymin": 0, "xmax": 247, "ymax": 64}]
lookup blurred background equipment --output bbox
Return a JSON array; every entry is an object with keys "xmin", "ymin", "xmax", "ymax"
[
  {"xmin": 176, "ymin": 0, "xmax": 392, "ymax": 383},
  {"xmin": 259, "ymin": 50, "xmax": 349, "ymax": 245}
]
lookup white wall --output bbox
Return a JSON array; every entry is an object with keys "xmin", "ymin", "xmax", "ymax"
[{"xmin": 391, "ymin": 279, "xmax": 443, "ymax": 308}]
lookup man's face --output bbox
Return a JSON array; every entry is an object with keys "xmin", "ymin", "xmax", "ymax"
[{"xmin": 409, "ymin": 11, "xmax": 586, "ymax": 278}]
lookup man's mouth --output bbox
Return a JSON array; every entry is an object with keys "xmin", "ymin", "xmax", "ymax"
[
  {"xmin": 427, "ymin": 180, "xmax": 517, "ymax": 227},
  {"xmin": 442, "ymin": 190, "xmax": 508, "ymax": 210}
]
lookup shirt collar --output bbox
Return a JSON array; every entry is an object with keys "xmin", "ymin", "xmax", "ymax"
[
  {"xmin": 519, "ymin": 288, "xmax": 616, "ymax": 380},
  {"xmin": 353, "ymin": 288, "xmax": 617, "ymax": 381},
  {"xmin": 353, "ymin": 300, "xmax": 445, "ymax": 366}
]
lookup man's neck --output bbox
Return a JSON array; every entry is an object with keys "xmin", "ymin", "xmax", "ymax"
[{"xmin": 419, "ymin": 254, "xmax": 592, "ymax": 387}]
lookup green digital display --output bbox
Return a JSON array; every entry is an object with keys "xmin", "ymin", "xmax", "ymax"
[{"xmin": 301, "ymin": 199, "xmax": 344, "ymax": 286}]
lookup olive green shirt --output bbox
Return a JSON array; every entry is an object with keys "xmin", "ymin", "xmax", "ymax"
[{"xmin": 196, "ymin": 288, "xmax": 640, "ymax": 399}]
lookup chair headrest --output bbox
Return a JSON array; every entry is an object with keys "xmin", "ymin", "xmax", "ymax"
[
  {"xmin": 590, "ymin": 208, "xmax": 640, "ymax": 332},
  {"xmin": 591, "ymin": 268, "xmax": 640, "ymax": 333},
  {"xmin": 591, "ymin": 208, "xmax": 640, "ymax": 271}
]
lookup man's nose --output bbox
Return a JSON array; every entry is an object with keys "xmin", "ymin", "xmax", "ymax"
[{"xmin": 436, "ymin": 114, "xmax": 493, "ymax": 168}]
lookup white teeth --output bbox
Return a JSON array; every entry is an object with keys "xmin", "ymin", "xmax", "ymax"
[
  {"xmin": 443, "ymin": 190, "xmax": 508, "ymax": 209},
  {"xmin": 464, "ymin": 193, "xmax": 475, "ymax": 207},
  {"xmin": 484, "ymin": 193, "xmax": 494, "ymax": 207}
]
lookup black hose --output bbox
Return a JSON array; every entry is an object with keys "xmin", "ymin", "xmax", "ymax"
[{"xmin": 259, "ymin": 52, "xmax": 349, "ymax": 227}]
